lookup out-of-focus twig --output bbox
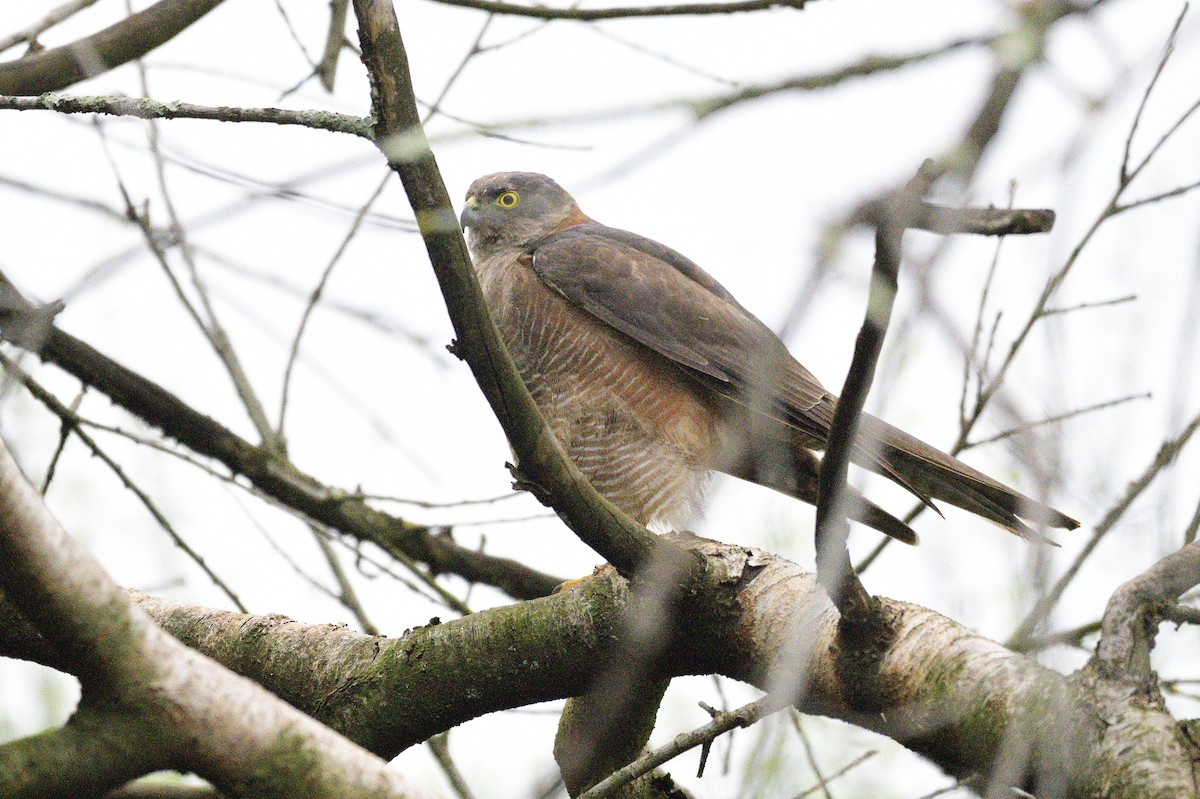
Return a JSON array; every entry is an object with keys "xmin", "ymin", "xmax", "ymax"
[
  {"xmin": 576, "ymin": 695, "xmax": 787, "ymax": 799},
  {"xmin": 316, "ymin": 0, "xmax": 351, "ymax": 91},
  {"xmin": 0, "ymin": 350, "xmax": 249, "ymax": 612},
  {"xmin": 1008, "ymin": 412, "xmax": 1200, "ymax": 649},
  {"xmin": 426, "ymin": 0, "xmax": 809, "ymax": 20},
  {"xmin": 0, "ymin": 0, "xmax": 104, "ymax": 55},
  {"xmin": 0, "ymin": 94, "xmax": 373, "ymax": 136},
  {"xmin": 0, "ymin": 0, "xmax": 230, "ymax": 95}
]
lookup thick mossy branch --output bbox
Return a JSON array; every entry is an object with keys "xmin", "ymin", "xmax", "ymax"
[{"xmin": 9, "ymin": 537, "xmax": 1168, "ymax": 796}]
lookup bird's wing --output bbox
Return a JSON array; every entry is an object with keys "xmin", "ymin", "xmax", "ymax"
[
  {"xmin": 529, "ymin": 223, "xmax": 944, "ymax": 513},
  {"xmin": 528, "ymin": 223, "xmax": 1080, "ymax": 537},
  {"xmin": 529, "ymin": 223, "xmax": 828, "ymax": 416}
]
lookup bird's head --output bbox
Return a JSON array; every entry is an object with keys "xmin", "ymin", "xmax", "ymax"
[{"xmin": 460, "ymin": 172, "xmax": 590, "ymax": 251}]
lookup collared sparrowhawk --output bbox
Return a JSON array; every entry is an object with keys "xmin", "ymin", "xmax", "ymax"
[{"xmin": 459, "ymin": 171, "xmax": 1079, "ymax": 544}]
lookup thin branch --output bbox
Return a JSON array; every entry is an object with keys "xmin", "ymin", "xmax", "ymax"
[
  {"xmin": 421, "ymin": 17, "xmax": 494, "ymax": 126},
  {"xmin": 316, "ymin": 0, "xmax": 352, "ymax": 91},
  {"xmin": 1041, "ymin": 294, "xmax": 1137, "ymax": 317},
  {"xmin": 1121, "ymin": 7, "xmax": 1194, "ymax": 185},
  {"xmin": 133, "ymin": 77, "xmax": 284, "ymax": 453},
  {"xmin": 38, "ymin": 387, "xmax": 84, "ymax": 494},
  {"xmin": 1114, "ymin": 174, "xmax": 1200, "ymax": 213},
  {"xmin": 0, "ymin": 0, "xmax": 229, "ymax": 95},
  {"xmin": 789, "ymin": 713, "xmax": 833, "ymax": 799},
  {"xmin": 959, "ymin": 191, "xmax": 1009, "ymax": 431},
  {"xmin": 0, "ymin": 0, "xmax": 104, "ymax": 55},
  {"xmin": 854, "ymin": 202, "xmax": 1055, "ymax": 236},
  {"xmin": 792, "ymin": 749, "xmax": 877, "ymax": 799},
  {"xmin": 1010, "ymin": 619, "xmax": 1102, "ymax": 653},
  {"xmin": 423, "ymin": 0, "xmax": 810, "ymax": 21},
  {"xmin": 1096, "ymin": 540, "xmax": 1200, "ymax": 682},
  {"xmin": 1, "ymin": 351, "xmax": 249, "ymax": 612},
  {"xmin": 0, "ymin": 173, "xmax": 128, "ymax": 223},
  {"xmin": 0, "ymin": 270, "xmax": 564, "ymax": 600},
  {"xmin": 576, "ymin": 695, "xmax": 787, "ymax": 799},
  {"xmin": 964, "ymin": 392, "xmax": 1150, "ymax": 449},
  {"xmin": 1008, "ymin": 411, "xmax": 1200, "ymax": 648},
  {"xmin": 351, "ymin": 0, "xmax": 670, "ymax": 578},
  {"xmin": 0, "ymin": 93, "xmax": 373, "ymax": 137},
  {"xmin": 312, "ymin": 527, "xmax": 381, "ymax": 635}
]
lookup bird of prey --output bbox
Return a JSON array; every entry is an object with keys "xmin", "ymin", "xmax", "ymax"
[{"xmin": 459, "ymin": 171, "xmax": 1079, "ymax": 544}]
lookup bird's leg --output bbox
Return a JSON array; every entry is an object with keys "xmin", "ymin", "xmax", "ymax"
[{"xmin": 507, "ymin": 460, "xmax": 553, "ymax": 506}]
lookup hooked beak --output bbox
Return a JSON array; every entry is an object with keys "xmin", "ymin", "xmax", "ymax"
[{"xmin": 459, "ymin": 194, "xmax": 480, "ymax": 231}]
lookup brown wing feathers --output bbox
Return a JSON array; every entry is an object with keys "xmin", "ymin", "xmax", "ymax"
[{"xmin": 530, "ymin": 222, "xmax": 1079, "ymax": 541}]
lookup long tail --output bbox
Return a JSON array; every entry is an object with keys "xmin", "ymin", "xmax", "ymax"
[
  {"xmin": 725, "ymin": 442, "xmax": 920, "ymax": 545},
  {"xmin": 853, "ymin": 412, "xmax": 1080, "ymax": 543}
]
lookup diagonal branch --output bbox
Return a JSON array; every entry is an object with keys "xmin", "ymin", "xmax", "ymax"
[
  {"xmin": 0, "ymin": 434, "xmax": 431, "ymax": 798},
  {"xmin": 0, "ymin": 273, "xmax": 562, "ymax": 600},
  {"xmin": 0, "ymin": 93, "xmax": 373, "ymax": 135},
  {"xmin": 350, "ymin": 0, "xmax": 674, "ymax": 578},
  {"xmin": 423, "ymin": 0, "xmax": 810, "ymax": 20},
  {"xmin": 1096, "ymin": 541, "xmax": 1200, "ymax": 684},
  {"xmin": 0, "ymin": 0, "xmax": 230, "ymax": 95},
  {"xmin": 0, "ymin": 0, "xmax": 104, "ymax": 55}
]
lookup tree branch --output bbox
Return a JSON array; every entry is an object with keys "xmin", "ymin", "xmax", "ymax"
[
  {"xmin": 1096, "ymin": 541, "xmax": 1200, "ymax": 684},
  {"xmin": 0, "ymin": 274, "xmax": 562, "ymax": 600},
  {"xmin": 0, "ymin": 93, "xmax": 373, "ymax": 136},
  {"xmin": 0, "ymin": 434, "xmax": 431, "ymax": 798},
  {"xmin": 0, "ymin": 0, "xmax": 230, "ymax": 95},
  {"xmin": 423, "ymin": 0, "xmax": 809, "ymax": 20},
  {"xmin": 350, "ymin": 0, "xmax": 676, "ymax": 578}
]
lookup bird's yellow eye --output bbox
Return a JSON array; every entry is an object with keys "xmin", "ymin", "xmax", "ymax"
[{"xmin": 496, "ymin": 190, "xmax": 519, "ymax": 208}]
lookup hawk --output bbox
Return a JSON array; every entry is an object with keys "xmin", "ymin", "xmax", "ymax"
[{"xmin": 459, "ymin": 172, "xmax": 1078, "ymax": 544}]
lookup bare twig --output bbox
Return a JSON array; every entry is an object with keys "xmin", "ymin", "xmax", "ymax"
[
  {"xmin": 0, "ymin": 0, "xmax": 104, "ymax": 55},
  {"xmin": 427, "ymin": 733, "xmax": 479, "ymax": 799},
  {"xmin": 793, "ymin": 749, "xmax": 877, "ymax": 799},
  {"xmin": 1010, "ymin": 619, "xmax": 1102, "ymax": 653},
  {"xmin": 1041, "ymin": 294, "xmax": 1137, "ymax": 317},
  {"xmin": 421, "ymin": 17, "xmax": 494, "ymax": 126},
  {"xmin": 278, "ymin": 173, "xmax": 390, "ymax": 436},
  {"xmin": 964, "ymin": 392, "xmax": 1150, "ymax": 449},
  {"xmin": 351, "ymin": 0, "xmax": 669, "ymax": 577},
  {"xmin": 789, "ymin": 713, "xmax": 833, "ymax": 799},
  {"xmin": 425, "ymin": 0, "xmax": 809, "ymax": 21},
  {"xmin": 0, "ymin": 270, "xmax": 564, "ymax": 600},
  {"xmin": 1008, "ymin": 411, "xmax": 1200, "ymax": 649},
  {"xmin": 0, "ymin": 0, "xmax": 229, "ymax": 95},
  {"xmin": 1096, "ymin": 540, "xmax": 1200, "ymax": 683},
  {"xmin": 0, "ymin": 94, "xmax": 373, "ymax": 136},
  {"xmin": 576, "ymin": 695, "xmax": 787, "ymax": 799},
  {"xmin": 131, "ymin": 71, "xmax": 285, "ymax": 454},
  {"xmin": 312, "ymin": 527, "xmax": 381, "ymax": 635},
  {"xmin": 1119, "ymin": 7, "xmax": 1191, "ymax": 185},
  {"xmin": 37, "ymin": 387, "xmax": 84, "ymax": 494}
]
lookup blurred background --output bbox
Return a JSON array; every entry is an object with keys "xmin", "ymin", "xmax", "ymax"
[{"xmin": 1, "ymin": 0, "xmax": 1198, "ymax": 796}]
